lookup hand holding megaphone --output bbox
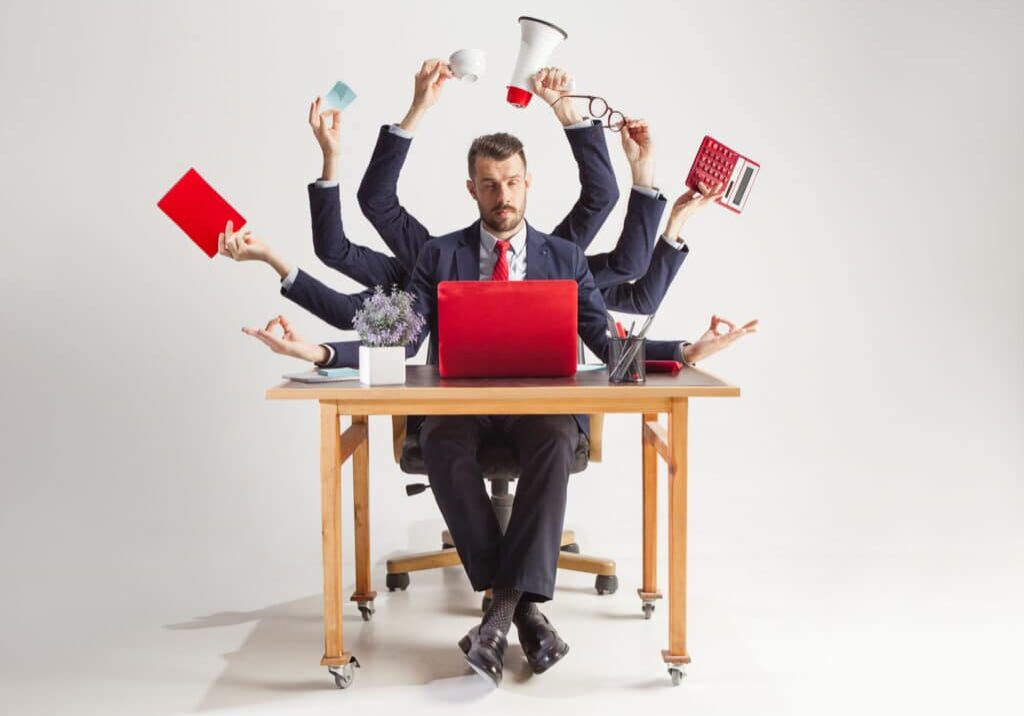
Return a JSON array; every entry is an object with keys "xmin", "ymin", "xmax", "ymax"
[{"xmin": 531, "ymin": 67, "xmax": 577, "ymax": 105}]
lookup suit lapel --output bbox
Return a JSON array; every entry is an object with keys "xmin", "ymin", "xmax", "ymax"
[
  {"xmin": 454, "ymin": 222, "xmax": 481, "ymax": 281},
  {"xmin": 525, "ymin": 223, "xmax": 551, "ymax": 280}
]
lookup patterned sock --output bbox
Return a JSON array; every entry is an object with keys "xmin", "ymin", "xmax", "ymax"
[
  {"xmin": 513, "ymin": 599, "xmax": 540, "ymax": 626},
  {"xmin": 480, "ymin": 587, "xmax": 522, "ymax": 635}
]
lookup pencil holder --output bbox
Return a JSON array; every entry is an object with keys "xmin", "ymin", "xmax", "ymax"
[{"xmin": 608, "ymin": 336, "xmax": 646, "ymax": 384}]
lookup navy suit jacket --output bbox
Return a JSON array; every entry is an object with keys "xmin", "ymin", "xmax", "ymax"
[
  {"xmin": 320, "ymin": 222, "xmax": 685, "ymax": 436},
  {"xmin": 603, "ymin": 238, "xmax": 690, "ymax": 314},
  {"xmin": 284, "ymin": 186, "xmax": 684, "ymax": 345},
  {"xmin": 355, "ymin": 122, "xmax": 658, "ymax": 289}
]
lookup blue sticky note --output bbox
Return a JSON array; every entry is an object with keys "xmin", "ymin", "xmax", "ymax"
[{"xmin": 324, "ymin": 81, "xmax": 356, "ymax": 111}]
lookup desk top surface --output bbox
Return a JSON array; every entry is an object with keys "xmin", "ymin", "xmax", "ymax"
[{"xmin": 266, "ymin": 365, "xmax": 740, "ymax": 401}]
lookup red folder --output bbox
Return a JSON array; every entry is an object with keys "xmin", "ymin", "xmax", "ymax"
[{"xmin": 157, "ymin": 168, "xmax": 246, "ymax": 257}]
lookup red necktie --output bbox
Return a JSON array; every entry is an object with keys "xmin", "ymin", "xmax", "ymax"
[{"xmin": 491, "ymin": 240, "xmax": 511, "ymax": 281}]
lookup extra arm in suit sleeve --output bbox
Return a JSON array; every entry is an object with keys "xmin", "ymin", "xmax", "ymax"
[
  {"xmin": 308, "ymin": 182, "xmax": 407, "ymax": 290},
  {"xmin": 585, "ymin": 188, "xmax": 666, "ymax": 289},
  {"xmin": 280, "ymin": 268, "xmax": 373, "ymax": 332},
  {"xmin": 548, "ymin": 120, "xmax": 620, "ymax": 251},
  {"xmin": 572, "ymin": 244, "xmax": 686, "ymax": 364},
  {"xmin": 600, "ymin": 237, "xmax": 689, "ymax": 314},
  {"xmin": 356, "ymin": 125, "xmax": 434, "ymax": 277}
]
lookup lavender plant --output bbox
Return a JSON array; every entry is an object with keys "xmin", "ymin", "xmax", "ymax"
[{"xmin": 352, "ymin": 286, "xmax": 426, "ymax": 348}]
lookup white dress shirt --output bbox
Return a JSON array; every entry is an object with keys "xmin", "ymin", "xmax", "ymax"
[{"xmin": 479, "ymin": 222, "xmax": 527, "ymax": 280}]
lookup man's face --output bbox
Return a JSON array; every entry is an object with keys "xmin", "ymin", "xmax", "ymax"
[{"xmin": 466, "ymin": 155, "xmax": 531, "ymax": 234}]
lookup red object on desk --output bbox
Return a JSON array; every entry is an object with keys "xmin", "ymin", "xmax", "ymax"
[
  {"xmin": 157, "ymin": 168, "xmax": 246, "ymax": 257},
  {"xmin": 685, "ymin": 135, "xmax": 760, "ymax": 215},
  {"xmin": 646, "ymin": 360, "xmax": 683, "ymax": 374},
  {"xmin": 437, "ymin": 280, "xmax": 578, "ymax": 378}
]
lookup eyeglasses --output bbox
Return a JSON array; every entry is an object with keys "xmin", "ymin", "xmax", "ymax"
[{"xmin": 553, "ymin": 95, "xmax": 626, "ymax": 132}]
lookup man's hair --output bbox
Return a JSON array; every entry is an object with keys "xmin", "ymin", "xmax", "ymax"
[{"xmin": 467, "ymin": 132, "xmax": 527, "ymax": 178}]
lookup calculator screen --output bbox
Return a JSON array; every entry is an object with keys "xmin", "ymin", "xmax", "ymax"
[{"xmin": 724, "ymin": 159, "xmax": 759, "ymax": 212}]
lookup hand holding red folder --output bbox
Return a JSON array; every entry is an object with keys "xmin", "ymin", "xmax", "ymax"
[{"xmin": 157, "ymin": 168, "xmax": 246, "ymax": 257}]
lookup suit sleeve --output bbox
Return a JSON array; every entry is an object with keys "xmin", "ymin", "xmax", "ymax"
[
  {"xmin": 320, "ymin": 241, "xmax": 438, "ymax": 368},
  {"xmin": 280, "ymin": 268, "xmax": 373, "ymax": 331},
  {"xmin": 572, "ymin": 245, "xmax": 685, "ymax": 363},
  {"xmin": 308, "ymin": 182, "xmax": 407, "ymax": 290},
  {"xmin": 548, "ymin": 120, "xmax": 620, "ymax": 251},
  {"xmin": 356, "ymin": 125, "xmax": 434, "ymax": 277},
  {"xmin": 600, "ymin": 238, "xmax": 689, "ymax": 314},
  {"xmin": 585, "ymin": 188, "xmax": 666, "ymax": 288}
]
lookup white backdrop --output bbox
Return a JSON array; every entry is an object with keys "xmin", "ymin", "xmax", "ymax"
[{"xmin": 1, "ymin": 1, "xmax": 1021, "ymax": 714}]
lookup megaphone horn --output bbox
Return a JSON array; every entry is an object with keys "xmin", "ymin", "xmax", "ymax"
[{"xmin": 507, "ymin": 16, "xmax": 568, "ymax": 108}]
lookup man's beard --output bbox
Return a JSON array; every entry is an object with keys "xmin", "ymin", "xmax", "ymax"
[{"xmin": 479, "ymin": 201, "xmax": 524, "ymax": 234}]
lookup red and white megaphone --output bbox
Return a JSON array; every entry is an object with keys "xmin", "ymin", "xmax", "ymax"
[{"xmin": 506, "ymin": 16, "xmax": 570, "ymax": 108}]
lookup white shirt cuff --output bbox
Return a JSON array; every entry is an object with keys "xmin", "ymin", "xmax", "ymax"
[
  {"xmin": 632, "ymin": 184, "xmax": 660, "ymax": 199},
  {"xmin": 317, "ymin": 344, "xmax": 336, "ymax": 367},
  {"xmin": 281, "ymin": 266, "xmax": 299, "ymax": 290},
  {"xmin": 388, "ymin": 123, "xmax": 414, "ymax": 139},
  {"xmin": 661, "ymin": 234, "xmax": 687, "ymax": 251},
  {"xmin": 313, "ymin": 179, "xmax": 338, "ymax": 188},
  {"xmin": 564, "ymin": 118, "xmax": 593, "ymax": 130}
]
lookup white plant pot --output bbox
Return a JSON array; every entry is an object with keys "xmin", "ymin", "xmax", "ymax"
[{"xmin": 358, "ymin": 345, "xmax": 406, "ymax": 386}]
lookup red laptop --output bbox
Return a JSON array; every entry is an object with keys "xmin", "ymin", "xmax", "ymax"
[{"xmin": 437, "ymin": 280, "xmax": 578, "ymax": 378}]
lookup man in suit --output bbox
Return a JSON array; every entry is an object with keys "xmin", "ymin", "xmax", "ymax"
[
  {"xmin": 218, "ymin": 64, "xmax": 717, "ymax": 350},
  {"xmin": 238, "ymin": 126, "xmax": 757, "ymax": 686}
]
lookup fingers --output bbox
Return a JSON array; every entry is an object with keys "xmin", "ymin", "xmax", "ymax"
[
  {"xmin": 265, "ymin": 315, "xmax": 283, "ymax": 333},
  {"xmin": 218, "ymin": 230, "xmax": 227, "ymax": 256},
  {"xmin": 278, "ymin": 314, "xmax": 294, "ymax": 335},
  {"xmin": 241, "ymin": 327, "xmax": 279, "ymax": 354},
  {"xmin": 319, "ymin": 109, "xmax": 340, "ymax": 130},
  {"xmin": 740, "ymin": 319, "xmax": 759, "ymax": 332},
  {"xmin": 710, "ymin": 314, "xmax": 736, "ymax": 335},
  {"xmin": 254, "ymin": 330, "xmax": 284, "ymax": 354},
  {"xmin": 309, "ymin": 97, "xmax": 321, "ymax": 128}
]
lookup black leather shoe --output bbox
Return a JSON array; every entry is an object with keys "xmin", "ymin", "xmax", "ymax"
[
  {"xmin": 460, "ymin": 625, "xmax": 507, "ymax": 687},
  {"xmin": 515, "ymin": 611, "xmax": 569, "ymax": 674}
]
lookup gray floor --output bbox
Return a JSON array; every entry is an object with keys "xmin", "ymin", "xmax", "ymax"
[{"xmin": 4, "ymin": 526, "xmax": 1021, "ymax": 716}]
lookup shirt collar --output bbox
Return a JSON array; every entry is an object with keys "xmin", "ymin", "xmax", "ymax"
[{"xmin": 479, "ymin": 221, "xmax": 527, "ymax": 256}]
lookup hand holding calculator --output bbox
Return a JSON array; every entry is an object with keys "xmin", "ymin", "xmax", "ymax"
[{"xmin": 685, "ymin": 135, "xmax": 760, "ymax": 214}]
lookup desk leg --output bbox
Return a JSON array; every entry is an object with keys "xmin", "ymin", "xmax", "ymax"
[
  {"xmin": 319, "ymin": 401, "xmax": 353, "ymax": 671},
  {"xmin": 638, "ymin": 413, "xmax": 662, "ymax": 617},
  {"xmin": 662, "ymin": 398, "xmax": 691, "ymax": 676},
  {"xmin": 350, "ymin": 415, "xmax": 377, "ymax": 619}
]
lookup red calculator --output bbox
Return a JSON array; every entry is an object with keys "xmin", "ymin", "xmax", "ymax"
[{"xmin": 685, "ymin": 135, "xmax": 760, "ymax": 214}]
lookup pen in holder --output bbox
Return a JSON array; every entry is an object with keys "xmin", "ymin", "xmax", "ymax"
[{"xmin": 608, "ymin": 336, "xmax": 647, "ymax": 384}]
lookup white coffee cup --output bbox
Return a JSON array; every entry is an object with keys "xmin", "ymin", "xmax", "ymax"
[{"xmin": 449, "ymin": 49, "xmax": 486, "ymax": 82}]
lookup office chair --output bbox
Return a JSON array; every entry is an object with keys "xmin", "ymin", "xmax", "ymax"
[{"xmin": 384, "ymin": 412, "xmax": 618, "ymax": 612}]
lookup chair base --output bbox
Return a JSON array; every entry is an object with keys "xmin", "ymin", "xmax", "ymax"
[{"xmin": 386, "ymin": 529, "xmax": 617, "ymax": 599}]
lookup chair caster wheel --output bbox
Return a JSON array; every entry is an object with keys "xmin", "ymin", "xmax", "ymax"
[
  {"xmin": 560, "ymin": 542, "xmax": 580, "ymax": 553},
  {"xmin": 642, "ymin": 601, "xmax": 655, "ymax": 619},
  {"xmin": 481, "ymin": 595, "xmax": 492, "ymax": 613},
  {"xmin": 357, "ymin": 601, "xmax": 375, "ymax": 621},
  {"xmin": 386, "ymin": 573, "xmax": 410, "ymax": 591},
  {"xmin": 595, "ymin": 574, "xmax": 618, "ymax": 595},
  {"xmin": 328, "ymin": 657, "xmax": 360, "ymax": 689},
  {"xmin": 668, "ymin": 665, "xmax": 686, "ymax": 686}
]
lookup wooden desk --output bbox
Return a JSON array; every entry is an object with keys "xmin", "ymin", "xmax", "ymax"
[{"xmin": 267, "ymin": 365, "xmax": 740, "ymax": 688}]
